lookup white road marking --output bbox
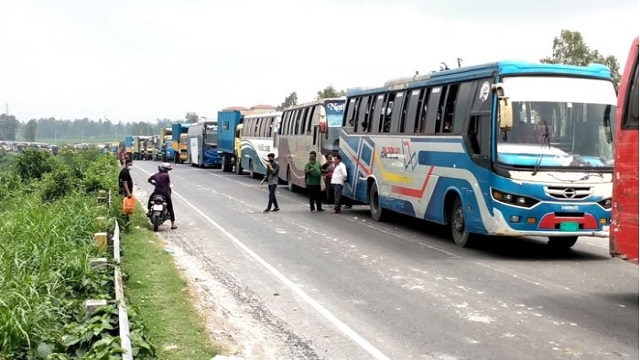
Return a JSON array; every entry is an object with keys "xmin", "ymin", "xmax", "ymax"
[{"xmin": 137, "ymin": 167, "xmax": 390, "ymax": 360}]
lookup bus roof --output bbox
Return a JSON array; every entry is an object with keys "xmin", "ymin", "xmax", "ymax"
[
  {"xmin": 347, "ymin": 61, "xmax": 613, "ymax": 97},
  {"xmin": 284, "ymin": 98, "xmax": 346, "ymax": 111},
  {"xmin": 242, "ymin": 111, "xmax": 282, "ymax": 119}
]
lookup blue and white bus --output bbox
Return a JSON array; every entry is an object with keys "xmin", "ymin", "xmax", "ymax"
[
  {"xmin": 188, "ymin": 120, "xmax": 222, "ymax": 168},
  {"xmin": 340, "ymin": 61, "xmax": 617, "ymax": 248},
  {"xmin": 239, "ymin": 112, "xmax": 282, "ymax": 179}
]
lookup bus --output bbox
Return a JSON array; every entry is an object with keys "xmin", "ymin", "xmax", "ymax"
[
  {"xmin": 188, "ymin": 120, "xmax": 223, "ymax": 168},
  {"xmin": 238, "ymin": 112, "xmax": 282, "ymax": 179},
  {"xmin": 340, "ymin": 61, "xmax": 617, "ymax": 248},
  {"xmin": 277, "ymin": 98, "xmax": 346, "ymax": 192},
  {"xmin": 610, "ymin": 37, "xmax": 639, "ymax": 264}
]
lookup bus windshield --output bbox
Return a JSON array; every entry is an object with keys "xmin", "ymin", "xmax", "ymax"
[
  {"xmin": 324, "ymin": 100, "xmax": 346, "ymax": 153},
  {"xmin": 497, "ymin": 76, "xmax": 617, "ymax": 170},
  {"xmin": 204, "ymin": 122, "xmax": 218, "ymax": 145}
]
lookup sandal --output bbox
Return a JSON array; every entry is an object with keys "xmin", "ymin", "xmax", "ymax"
[{"xmin": 171, "ymin": 225, "xmax": 178, "ymax": 230}]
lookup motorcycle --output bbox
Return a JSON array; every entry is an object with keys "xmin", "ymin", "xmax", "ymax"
[{"xmin": 148, "ymin": 194, "xmax": 171, "ymax": 231}]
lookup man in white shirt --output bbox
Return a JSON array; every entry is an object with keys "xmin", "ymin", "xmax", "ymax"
[{"xmin": 330, "ymin": 154, "xmax": 348, "ymax": 214}]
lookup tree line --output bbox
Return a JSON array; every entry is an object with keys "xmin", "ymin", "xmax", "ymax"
[{"xmin": 0, "ymin": 30, "xmax": 622, "ymax": 144}]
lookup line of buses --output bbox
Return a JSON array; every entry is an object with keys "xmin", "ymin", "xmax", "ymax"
[{"xmin": 181, "ymin": 41, "xmax": 638, "ymax": 262}]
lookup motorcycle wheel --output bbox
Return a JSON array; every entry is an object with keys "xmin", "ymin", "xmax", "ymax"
[{"xmin": 152, "ymin": 213, "xmax": 160, "ymax": 232}]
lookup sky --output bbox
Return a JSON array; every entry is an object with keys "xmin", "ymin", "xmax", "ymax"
[{"xmin": 0, "ymin": 0, "xmax": 637, "ymax": 124}]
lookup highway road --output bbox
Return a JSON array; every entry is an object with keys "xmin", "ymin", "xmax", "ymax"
[{"xmin": 130, "ymin": 160, "xmax": 638, "ymax": 360}]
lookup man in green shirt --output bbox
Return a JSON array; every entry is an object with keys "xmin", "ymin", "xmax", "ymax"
[{"xmin": 304, "ymin": 151, "xmax": 324, "ymax": 212}]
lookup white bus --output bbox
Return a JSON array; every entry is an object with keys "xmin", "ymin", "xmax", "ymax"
[
  {"xmin": 277, "ymin": 98, "xmax": 346, "ymax": 192},
  {"xmin": 238, "ymin": 112, "xmax": 282, "ymax": 179}
]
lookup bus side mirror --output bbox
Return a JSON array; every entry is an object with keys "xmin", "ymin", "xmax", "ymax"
[
  {"xmin": 319, "ymin": 122, "xmax": 328, "ymax": 133},
  {"xmin": 492, "ymin": 83, "xmax": 513, "ymax": 130}
]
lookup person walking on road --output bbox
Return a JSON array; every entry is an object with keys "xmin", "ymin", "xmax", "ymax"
[
  {"xmin": 261, "ymin": 153, "xmax": 280, "ymax": 212},
  {"xmin": 304, "ymin": 151, "xmax": 323, "ymax": 212},
  {"xmin": 331, "ymin": 154, "xmax": 348, "ymax": 214}
]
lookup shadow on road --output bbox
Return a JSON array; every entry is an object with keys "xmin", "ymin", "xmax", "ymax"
[{"xmin": 345, "ymin": 206, "xmax": 612, "ymax": 263}]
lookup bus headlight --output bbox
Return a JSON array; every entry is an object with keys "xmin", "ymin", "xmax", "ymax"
[
  {"xmin": 598, "ymin": 198, "xmax": 612, "ymax": 209},
  {"xmin": 491, "ymin": 188, "xmax": 539, "ymax": 208}
]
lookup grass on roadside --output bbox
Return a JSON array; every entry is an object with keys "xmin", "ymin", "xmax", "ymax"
[{"xmin": 121, "ymin": 208, "xmax": 219, "ymax": 360}]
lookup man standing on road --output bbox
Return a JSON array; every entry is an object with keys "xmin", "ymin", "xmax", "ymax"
[
  {"xmin": 261, "ymin": 153, "xmax": 280, "ymax": 212},
  {"xmin": 304, "ymin": 151, "xmax": 323, "ymax": 212},
  {"xmin": 118, "ymin": 159, "xmax": 134, "ymax": 199},
  {"xmin": 330, "ymin": 154, "xmax": 348, "ymax": 214}
]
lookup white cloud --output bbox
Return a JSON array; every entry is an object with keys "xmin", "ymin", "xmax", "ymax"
[{"xmin": 0, "ymin": 0, "xmax": 636, "ymax": 123}]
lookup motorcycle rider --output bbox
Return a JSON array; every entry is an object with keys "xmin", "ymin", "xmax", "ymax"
[{"xmin": 147, "ymin": 162, "xmax": 177, "ymax": 230}]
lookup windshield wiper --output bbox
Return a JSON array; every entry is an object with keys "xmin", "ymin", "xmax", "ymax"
[{"xmin": 531, "ymin": 119, "xmax": 551, "ymax": 176}]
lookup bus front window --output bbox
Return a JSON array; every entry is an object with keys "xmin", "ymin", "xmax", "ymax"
[
  {"xmin": 497, "ymin": 76, "xmax": 617, "ymax": 170},
  {"xmin": 323, "ymin": 101, "xmax": 346, "ymax": 153}
]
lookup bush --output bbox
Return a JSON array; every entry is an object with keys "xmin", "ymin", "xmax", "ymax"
[
  {"xmin": 0, "ymin": 149, "xmax": 156, "ymax": 359},
  {"xmin": 15, "ymin": 149, "xmax": 54, "ymax": 181}
]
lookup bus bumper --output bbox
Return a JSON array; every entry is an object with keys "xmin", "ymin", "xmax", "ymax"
[{"xmin": 488, "ymin": 208, "xmax": 610, "ymax": 238}]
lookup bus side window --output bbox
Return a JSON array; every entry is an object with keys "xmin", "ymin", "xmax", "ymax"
[
  {"xmin": 307, "ymin": 106, "xmax": 316, "ymax": 133},
  {"xmin": 399, "ymin": 90, "xmax": 411, "ymax": 133},
  {"xmin": 441, "ymin": 84, "xmax": 460, "ymax": 133},
  {"xmin": 371, "ymin": 94, "xmax": 385, "ymax": 133},
  {"xmin": 299, "ymin": 108, "xmax": 308, "ymax": 135},
  {"xmin": 356, "ymin": 96, "xmax": 371, "ymax": 133},
  {"xmin": 435, "ymin": 86, "xmax": 451, "ymax": 133},
  {"xmin": 294, "ymin": 110, "xmax": 303, "ymax": 135},
  {"xmin": 452, "ymin": 82, "xmax": 475, "ymax": 134},
  {"xmin": 390, "ymin": 91, "xmax": 405, "ymax": 133},
  {"xmin": 345, "ymin": 98, "xmax": 357, "ymax": 128},
  {"xmin": 284, "ymin": 111, "xmax": 292, "ymax": 135},
  {"xmin": 424, "ymin": 87, "xmax": 442, "ymax": 134},
  {"xmin": 404, "ymin": 90, "xmax": 421, "ymax": 133},
  {"xmin": 467, "ymin": 114, "xmax": 491, "ymax": 156},
  {"xmin": 415, "ymin": 88, "xmax": 431, "ymax": 133},
  {"xmin": 381, "ymin": 93, "xmax": 396, "ymax": 133}
]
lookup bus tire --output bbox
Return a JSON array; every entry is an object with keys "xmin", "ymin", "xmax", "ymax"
[
  {"xmin": 547, "ymin": 236, "xmax": 578, "ymax": 249},
  {"xmin": 287, "ymin": 168, "xmax": 296, "ymax": 192},
  {"xmin": 222, "ymin": 154, "xmax": 230, "ymax": 172},
  {"xmin": 250, "ymin": 161, "xmax": 260, "ymax": 179},
  {"xmin": 235, "ymin": 158, "xmax": 243, "ymax": 175},
  {"xmin": 369, "ymin": 183, "xmax": 388, "ymax": 222},
  {"xmin": 449, "ymin": 196, "xmax": 473, "ymax": 247}
]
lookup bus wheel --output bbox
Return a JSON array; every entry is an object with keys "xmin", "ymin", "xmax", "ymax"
[
  {"xmin": 250, "ymin": 161, "xmax": 260, "ymax": 179},
  {"xmin": 222, "ymin": 154, "xmax": 230, "ymax": 172},
  {"xmin": 287, "ymin": 168, "xmax": 295, "ymax": 192},
  {"xmin": 369, "ymin": 183, "xmax": 387, "ymax": 222},
  {"xmin": 449, "ymin": 196, "xmax": 472, "ymax": 247},
  {"xmin": 547, "ymin": 236, "xmax": 578, "ymax": 249},
  {"xmin": 235, "ymin": 159, "xmax": 243, "ymax": 175}
]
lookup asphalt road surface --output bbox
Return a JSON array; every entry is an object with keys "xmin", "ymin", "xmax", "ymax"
[{"xmin": 130, "ymin": 160, "xmax": 638, "ymax": 360}]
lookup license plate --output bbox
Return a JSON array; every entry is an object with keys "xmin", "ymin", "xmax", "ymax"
[
  {"xmin": 152, "ymin": 204, "xmax": 164, "ymax": 211},
  {"xmin": 559, "ymin": 222, "xmax": 579, "ymax": 231}
]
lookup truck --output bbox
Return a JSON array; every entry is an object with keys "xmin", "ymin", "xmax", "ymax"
[
  {"xmin": 161, "ymin": 128, "xmax": 174, "ymax": 162},
  {"xmin": 217, "ymin": 110, "xmax": 244, "ymax": 173},
  {"xmin": 124, "ymin": 136, "xmax": 134, "ymax": 159},
  {"xmin": 171, "ymin": 123, "xmax": 192, "ymax": 164}
]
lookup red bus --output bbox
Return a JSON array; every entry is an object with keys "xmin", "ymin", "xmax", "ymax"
[{"xmin": 610, "ymin": 37, "xmax": 639, "ymax": 264}]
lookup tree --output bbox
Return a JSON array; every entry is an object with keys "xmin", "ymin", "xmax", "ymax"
[
  {"xmin": 541, "ymin": 29, "xmax": 621, "ymax": 88},
  {"xmin": 185, "ymin": 112, "xmax": 199, "ymax": 123},
  {"xmin": 316, "ymin": 85, "xmax": 346, "ymax": 99},
  {"xmin": 276, "ymin": 92, "xmax": 298, "ymax": 111},
  {"xmin": 23, "ymin": 119, "xmax": 38, "ymax": 142},
  {"xmin": 0, "ymin": 114, "xmax": 20, "ymax": 141}
]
